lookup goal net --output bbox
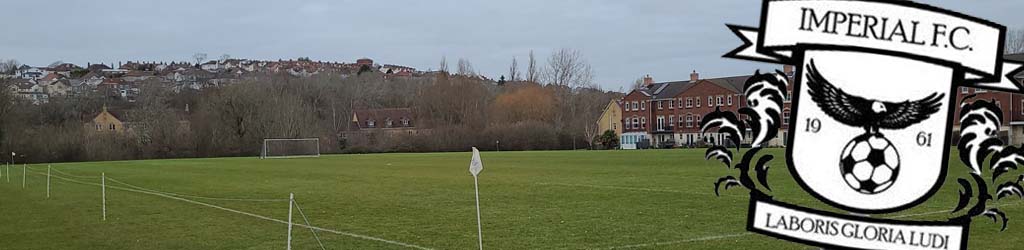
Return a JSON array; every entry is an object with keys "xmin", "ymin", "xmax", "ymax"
[{"xmin": 261, "ymin": 138, "xmax": 320, "ymax": 159}]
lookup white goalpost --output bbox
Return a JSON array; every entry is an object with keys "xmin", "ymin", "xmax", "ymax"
[{"xmin": 261, "ymin": 138, "xmax": 321, "ymax": 159}]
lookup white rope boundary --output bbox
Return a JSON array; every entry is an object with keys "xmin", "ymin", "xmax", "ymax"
[{"xmin": 30, "ymin": 169, "xmax": 433, "ymax": 250}]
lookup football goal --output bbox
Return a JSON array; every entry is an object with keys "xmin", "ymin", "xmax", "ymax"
[{"xmin": 261, "ymin": 138, "xmax": 321, "ymax": 159}]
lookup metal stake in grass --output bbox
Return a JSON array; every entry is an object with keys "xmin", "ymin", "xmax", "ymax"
[
  {"xmin": 47, "ymin": 165, "xmax": 51, "ymax": 198},
  {"xmin": 287, "ymin": 193, "xmax": 294, "ymax": 250},
  {"xmin": 102, "ymin": 172, "xmax": 107, "ymax": 221},
  {"xmin": 22, "ymin": 163, "xmax": 26, "ymax": 188},
  {"xmin": 469, "ymin": 147, "xmax": 485, "ymax": 250}
]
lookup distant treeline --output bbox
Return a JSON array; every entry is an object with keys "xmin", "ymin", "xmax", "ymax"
[{"xmin": 0, "ymin": 50, "xmax": 621, "ymax": 163}]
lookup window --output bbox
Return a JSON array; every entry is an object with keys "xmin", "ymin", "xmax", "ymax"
[
  {"xmin": 1021, "ymin": 100, "xmax": 1024, "ymax": 115},
  {"xmin": 708, "ymin": 96, "xmax": 713, "ymax": 106},
  {"xmin": 668, "ymin": 100, "xmax": 674, "ymax": 109},
  {"xmin": 696, "ymin": 97, "xmax": 701, "ymax": 107},
  {"xmin": 785, "ymin": 91, "xmax": 792, "ymax": 102},
  {"xmin": 976, "ymin": 88, "xmax": 987, "ymax": 93},
  {"xmin": 686, "ymin": 115, "xmax": 693, "ymax": 128},
  {"xmin": 716, "ymin": 96, "xmax": 723, "ymax": 106},
  {"xmin": 669, "ymin": 115, "xmax": 675, "ymax": 128},
  {"xmin": 783, "ymin": 110, "xmax": 791, "ymax": 125},
  {"xmin": 641, "ymin": 117, "xmax": 646, "ymax": 128},
  {"xmin": 367, "ymin": 120, "xmax": 376, "ymax": 128},
  {"xmin": 109, "ymin": 124, "xmax": 115, "ymax": 131},
  {"xmin": 686, "ymin": 98, "xmax": 693, "ymax": 108},
  {"xmin": 727, "ymin": 96, "xmax": 733, "ymax": 106},
  {"xmin": 641, "ymin": 101, "xmax": 646, "ymax": 110},
  {"xmin": 961, "ymin": 87, "xmax": 968, "ymax": 94},
  {"xmin": 678, "ymin": 98, "xmax": 683, "ymax": 108},
  {"xmin": 385, "ymin": 119, "xmax": 393, "ymax": 128},
  {"xmin": 657, "ymin": 116, "xmax": 665, "ymax": 131},
  {"xmin": 678, "ymin": 115, "xmax": 685, "ymax": 127},
  {"xmin": 695, "ymin": 115, "xmax": 701, "ymax": 125},
  {"xmin": 633, "ymin": 118, "xmax": 639, "ymax": 129},
  {"xmin": 632, "ymin": 101, "xmax": 638, "ymax": 111},
  {"xmin": 657, "ymin": 101, "xmax": 663, "ymax": 110},
  {"xmin": 95, "ymin": 124, "xmax": 101, "ymax": 131},
  {"xmin": 402, "ymin": 118, "xmax": 410, "ymax": 126}
]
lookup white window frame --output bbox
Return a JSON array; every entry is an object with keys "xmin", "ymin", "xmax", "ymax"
[
  {"xmin": 686, "ymin": 115, "xmax": 693, "ymax": 128},
  {"xmin": 632, "ymin": 101, "xmax": 638, "ymax": 111},
  {"xmin": 668, "ymin": 100, "xmax": 674, "ymax": 109},
  {"xmin": 657, "ymin": 101, "xmax": 663, "ymax": 110},
  {"xmin": 696, "ymin": 97, "xmax": 701, "ymax": 107},
  {"xmin": 716, "ymin": 96, "xmax": 723, "ymax": 106},
  {"xmin": 657, "ymin": 116, "xmax": 665, "ymax": 131},
  {"xmin": 641, "ymin": 101, "xmax": 646, "ymax": 110},
  {"xmin": 961, "ymin": 87, "xmax": 968, "ymax": 94},
  {"xmin": 783, "ymin": 110, "xmax": 791, "ymax": 125},
  {"xmin": 641, "ymin": 117, "xmax": 646, "ymax": 128},
  {"xmin": 686, "ymin": 97, "xmax": 693, "ymax": 108},
  {"xmin": 727, "ymin": 96, "xmax": 733, "ymax": 106},
  {"xmin": 678, "ymin": 98, "xmax": 683, "ymax": 108},
  {"xmin": 633, "ymin": 117, "xmax": 639, "ymax": 129},
  {"xmin": 707, "ymin": 96, "xmax": 712, "ymax": 107},
  {"xmin": 976, "ymin": 88, "xmax": 987, "ymax": 93}
]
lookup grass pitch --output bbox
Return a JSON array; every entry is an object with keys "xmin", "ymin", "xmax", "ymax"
[{"xmin": 0, "ymin": 149, "xmax": 1021, "ymax": 249}]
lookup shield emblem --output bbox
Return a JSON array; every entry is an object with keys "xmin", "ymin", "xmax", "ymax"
[{"xmin": 787, "ymin": 50, "xmax": 956, "ymax": 214}]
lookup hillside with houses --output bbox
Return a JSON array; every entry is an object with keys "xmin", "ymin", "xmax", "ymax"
[
  {"xmin": 2, "ymin": 57, "xmax": 424, "ymax": 104},
  {"xmin": 0, "ymin": 49, "xmax": 620, "ymax": 163}
]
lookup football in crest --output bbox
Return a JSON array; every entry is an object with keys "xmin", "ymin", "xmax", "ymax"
[{"xmin": 839, "ymin": 133, "xmax": 900, "ymax": 194}]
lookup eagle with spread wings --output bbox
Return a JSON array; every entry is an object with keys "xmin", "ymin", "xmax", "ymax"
[{"xmin": 805, "ymin": 61, "xmax": 945, "ymax": 134}]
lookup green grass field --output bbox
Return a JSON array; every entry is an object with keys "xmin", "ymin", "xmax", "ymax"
[{"xmin": 0, "ymin": 149, "xmax": 1021, "ymax": 249}]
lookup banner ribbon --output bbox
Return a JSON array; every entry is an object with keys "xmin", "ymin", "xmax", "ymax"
[{"xmin": 725, "ymin": 0, "xmax": 1024, "ymax": 92}]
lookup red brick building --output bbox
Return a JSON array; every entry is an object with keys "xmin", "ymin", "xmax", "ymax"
[
  {"xmin": 617, "ymin": 53, "xmax": 1024, "ymax": 149},
  {"xmin": 619, "ymin": 67, "xmax": 796, "ymax": 149}
]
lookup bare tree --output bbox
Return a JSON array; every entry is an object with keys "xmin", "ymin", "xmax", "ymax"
[
  {"xmin": 546, "ymin": 48, "xmax": 594, "ymax": 89},
  {"xmin": 457, "ymin": 58, "xmax": 476, "ymax": 76},
  {"xmin": 439, "ymin": 56, "xmax": 448, "ymax": 73},
  {"xmin": 193, "ymin": 53, "xmax": 208, "ymax": 65},
  {"xmin": 220, "ymin": 54, "xmax": 232, "ymax": 62},
  {"xmin": 1008, "ymin": 28, "xmax": 1024, "ymax": 54},
  {"xmin": 508, "ymin": 57, "xmax": 519, "ymax": 82},
  {"xmin": 526, "ymin": 50, "xmax": 538, "ymax": 83},
  {"xmin": 0, "ymin": 59, "xmax": 19, "ymax": 74}
]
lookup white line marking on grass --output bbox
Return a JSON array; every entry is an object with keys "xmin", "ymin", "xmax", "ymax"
[
  {"xmin": 885, "ymin": 201, "xmax": 1024, "ymax": 219},
  {"xmin": 105, "ymin": 177, "xmax": 288, "ymax": 202},
  {"xmin": 37, "ymin": 171, "xmax": 434, "ymax": 250},
  {"xmin": 604, "ymin": 232, "xmax": 754, "ymax": 249},
  {"xmin": 536, "ymin": 182, "xmax": 746, "ymax": 198}
]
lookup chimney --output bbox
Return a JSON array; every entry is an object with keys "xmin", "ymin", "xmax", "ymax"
[
  {"xmin": 783, "ymin": 65, "xmax": 795, "ymax": 77},
  {"xmin": 643, "ymin": 74, "xmax": 654, "ymax": 87},
  {"xmin": 690, "ymin": 70, "xmax": 699, "ymax": 82}
]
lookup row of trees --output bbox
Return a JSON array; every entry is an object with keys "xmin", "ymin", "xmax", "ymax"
[{"xmin": 0, "ymin": 49, "xmax": 621, "ymax": 163}]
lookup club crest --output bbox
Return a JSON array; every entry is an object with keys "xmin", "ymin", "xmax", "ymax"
[{"xmin": 703, "ymin": 0, "xmax": 1024, "ymax": 249}]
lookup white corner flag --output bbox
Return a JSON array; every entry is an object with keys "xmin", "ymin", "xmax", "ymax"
[{"xmin": 469, "ymin": 147, "xmax": 484, "ymax": 250}]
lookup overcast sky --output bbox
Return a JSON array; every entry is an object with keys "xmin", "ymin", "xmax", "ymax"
[{"xmin": 1, "ymin": 0, "xmax": 1020, "ymax": 91}]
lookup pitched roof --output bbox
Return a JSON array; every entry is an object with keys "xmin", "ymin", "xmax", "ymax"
[
  {"xmin": 705, "ymin": 75, "xmax": 751, "ymax": 93},
  {"xmin": 351, "ymin": 108, "xmax": 415, "ymax": 129}
]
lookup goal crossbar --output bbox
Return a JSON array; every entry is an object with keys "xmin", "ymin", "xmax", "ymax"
[{"xmin": 261, "ymin": 138, "xmax": 321, "ymax": 159}]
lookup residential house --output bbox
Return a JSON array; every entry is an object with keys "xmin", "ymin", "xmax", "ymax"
[
  {"xmin": 88, "ymin": 105, "xmax": 130, "ymax": 133},
  {"xmin": 349, "ymin": 108, "xmax": 416, "ymax": 131},
  {"xmin": 15, "ymin": 65, "xmax": 44, "ymax": 80},
  {"xmin": 44, "ymin": 79, "xmax": 71, "ymax": 96},
  {"xmin": 618, "ymin": 66, "xmax": 796, "ymax": 149},
  {"xmin": 595, "ymin": 99, "xmax": 623, "ymax": 140}
]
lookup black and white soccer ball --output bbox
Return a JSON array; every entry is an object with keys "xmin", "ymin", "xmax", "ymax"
[{"xmin": 839, "ymin": 133, "xmax": 900, "ymax": 194}]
